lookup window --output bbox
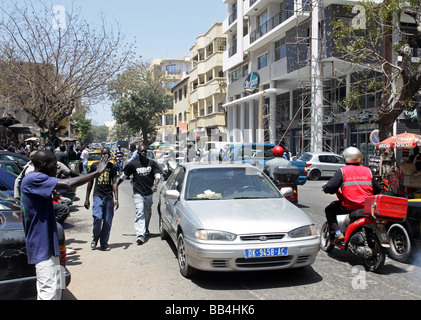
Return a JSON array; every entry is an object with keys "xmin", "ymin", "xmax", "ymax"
[
  {"xmin": 229, "ymin": 67, "xmax": 241, "ymax": 83},
  {"xmin": 166, "ymin": 167, "xmax": 182, "ymax": 189},
  {"xmin": 166, "ymin": 64, "xmax": 177, "ymax": 75},
  {"xmin": 275, "ymin": 38, "xmax": 286, "ymax": 61},
  {"xmin": 242, "ymin": 64, "xmax": 249, "ymax": 78},
  {"xmin": 258, "ymin": 10, "xmax": 268, "ymax": 35},
  {"xmin": 165, "ymin": 115, "xmax": 173, "ymax": 126},
  {"xmin": 174, "ymin": 168, "xmax": 185, "ymax": 193},
  {"xmin": 258, "ymin": 52, "xmax": 268, "ymax": 69}
]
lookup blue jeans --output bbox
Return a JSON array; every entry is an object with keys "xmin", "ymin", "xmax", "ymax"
[
  {"xmin": 92, "ymin": 196, "xmax": 114, "ymax": 247},
  {"xmin": 133, "ymin": 194, "xmax": 153, "ymax": 238}
]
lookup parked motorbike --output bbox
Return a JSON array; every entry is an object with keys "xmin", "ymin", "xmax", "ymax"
[{"xmin": 320, "ymin": 193, "xmax": 408, "ymax": 272}]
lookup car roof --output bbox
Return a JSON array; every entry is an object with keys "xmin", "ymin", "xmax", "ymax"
[
  {"xmin": 180, "ymin": 162, "xmax": 258, "ymax": 171},
  {"xmin": 305, "ymin": 152, "xmax": 339, "ymax": 155}
]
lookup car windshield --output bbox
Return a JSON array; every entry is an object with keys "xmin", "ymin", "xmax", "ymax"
[
  {"xmin": 185, "ymin": 167, "xmax": 281, "ymax": 200},
  {"xmin": 239, "ymin": 145, "xmax": 274, "ymax": 160},
  {"xmin": 88, "ymin": 153, "xmax": 102, "ymax": 161}
]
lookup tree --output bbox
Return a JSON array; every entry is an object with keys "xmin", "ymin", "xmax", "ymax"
[
  {"xmin": 74, "ymin": 117, "xmax": 93, "ymax": 146},
  {"xmin": 0, "ymin": 0, "xmax": 133, "ymax": 142},
  {"xmin": 331, "ymin": 0, "xmax": 421, "ymax": 142},
  {"xmin": 109, "ymin": 62, "xmax": 172, "ymax": 145},
  {"xmin": 92, "ymin": 125, "xmax": 110, "ymax": 143}
]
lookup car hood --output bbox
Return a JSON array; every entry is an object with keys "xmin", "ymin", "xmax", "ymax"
[{"xmin": 185, "ymin": 198, "xmax": 311, "ymax": 234}]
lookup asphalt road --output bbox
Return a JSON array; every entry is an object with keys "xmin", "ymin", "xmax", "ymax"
[{"xmin": 61, "ymin": 179, "xmax": 421, "ymax": 301}]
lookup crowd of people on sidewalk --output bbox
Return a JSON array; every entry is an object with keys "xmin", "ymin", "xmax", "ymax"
[{"xmin": 8, "ymin": 140, "xmax": 162, "ymax": 300}]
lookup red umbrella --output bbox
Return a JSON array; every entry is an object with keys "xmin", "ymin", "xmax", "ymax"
[{"xmin": 378, "ymin": 132, "xmax": 421, "ymax": 149}]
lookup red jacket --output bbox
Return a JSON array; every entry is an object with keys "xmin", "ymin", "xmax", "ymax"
[{"xmin": 340, "ymin": 165, "xmax": 373, "ymax": 210}]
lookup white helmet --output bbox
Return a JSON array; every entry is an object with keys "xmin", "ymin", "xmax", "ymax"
[{"xmin": 343, "ymin": 147, "xmax": 362, "ymax": 164}]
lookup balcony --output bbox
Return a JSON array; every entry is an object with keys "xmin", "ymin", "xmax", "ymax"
[
  {"xmin": 245, "ymin": 5, "xmax": 310, "ymax": 53},
  {"xmin": 250, "ymin": 10, "xmax": 293, "ymax": 44}
]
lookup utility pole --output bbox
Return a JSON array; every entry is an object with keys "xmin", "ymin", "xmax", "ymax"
[{"xmin": 310, "ymin": 0, "xmax": 323, "ymax": 152}]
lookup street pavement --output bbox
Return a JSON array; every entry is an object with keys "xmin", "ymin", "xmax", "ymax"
[{"xmin": 61, "ymin": 179, "xmax": 421, "ymax": 301}]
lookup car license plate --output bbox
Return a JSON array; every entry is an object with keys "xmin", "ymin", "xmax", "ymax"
[{"xmin": 245, "ymin": 247, "xmax": 288, "ymax": 258}]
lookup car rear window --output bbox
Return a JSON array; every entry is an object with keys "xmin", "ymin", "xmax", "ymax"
[{"xmin": 299, "ymin": 153, "xmax": 313, "ymax": 162}]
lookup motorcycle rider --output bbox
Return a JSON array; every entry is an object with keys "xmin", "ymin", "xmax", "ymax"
[
  {"xmin": 322, "ymin": 146, "xmax": 382, "ymax": 243},
  {"xmin": 263, "ymin": 146, "xmax": 292, "ymax": 181}
]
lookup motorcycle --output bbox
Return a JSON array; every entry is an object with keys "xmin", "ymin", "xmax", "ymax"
[
  {"xmin": 320, "ymin": 193, "xmax": 408, "ymax": 272},
  {"xmin": 387, "ymin": 222, "xmax": 412, "ymax": 262},
  {"xmin": 270, "ymin": 166, "xmax": 300, "ymax": 204}
]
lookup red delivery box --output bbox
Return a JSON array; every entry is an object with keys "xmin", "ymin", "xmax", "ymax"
[{"xmin": 364, "ymin": 195, "xmax": 408, "ymax": 222}]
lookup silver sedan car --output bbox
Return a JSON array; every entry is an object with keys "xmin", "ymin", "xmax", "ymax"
[{"xmin": 158, "ymin": 163, "xmax": 320, "ymax": 278}]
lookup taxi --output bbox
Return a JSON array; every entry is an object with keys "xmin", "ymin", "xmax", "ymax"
[{"xmin": 87, "ymin": 149, "xmax": 117, "ymax": 169}]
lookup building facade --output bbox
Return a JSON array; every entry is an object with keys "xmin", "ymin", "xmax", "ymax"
[
  {"xmin": 151, "ymin": 57, "xmax": 191, "ymax": 142},
  {"xmin": 172, "ymin": 77, "xmax": 191, "ymax": 137},
  {"xmin": 189, "ymin": 23, "xmax": 228, "ymax": 142},
  {"xmin": 222, "ymin": 0, "xmax": 421, "ymax": 159}
]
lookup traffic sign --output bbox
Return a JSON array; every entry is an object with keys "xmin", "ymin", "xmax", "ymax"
[{"xmin": 370, "ymin": 129, "xmax": 380, "ymax": 145}]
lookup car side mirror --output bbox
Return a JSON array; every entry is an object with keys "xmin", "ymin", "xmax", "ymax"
[
  {"xmin": 280, "ymin": 187, "xmax": 294, "ymax": 197},
  {"xmin": 164, "ymin": 190, "xmax": 180, "ymax": 200}
]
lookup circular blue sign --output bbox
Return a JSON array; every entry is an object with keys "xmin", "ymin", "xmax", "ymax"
[
  {"xmin": 244, "ymin": 72, "xmax": 260, "ymax": 93},
  {"xmin": 370, "ymin": 129, "xmax": 380, "ymax": 145}
]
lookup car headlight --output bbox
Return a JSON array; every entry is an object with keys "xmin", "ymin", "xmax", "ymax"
[
  {"xmin": 195, "ymin": 229, "xmax": 237, "ymax": 241},
  {"xmin": 288, "ymin": 224, "xmax": 316, "ymax": 238}
]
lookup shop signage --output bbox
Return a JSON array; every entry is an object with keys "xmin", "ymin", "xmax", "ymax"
[{"xmin": 244, "ymin": 72, "xmax": 260, "ymax": 93}]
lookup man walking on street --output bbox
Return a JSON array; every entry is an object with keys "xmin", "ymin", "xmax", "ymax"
[
  {"xmin": 20, "ymin": 149, "xmax": 108, "ymax": 300},
  {"xmin": 118, "ymin": 145, "xmax": 162, "ymax": 245},
  {"xmin": 80, "ymin": 146, "xmax": 89, "ymax": 175},
  {"xmin": 84, "ymin": 147, "xmax": 119, "ymax": 251}
]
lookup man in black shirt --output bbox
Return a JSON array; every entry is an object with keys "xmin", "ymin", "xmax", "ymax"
[
  {"xmin": 118, "ymin": 145, "xmax": 162, "ymax": 245},
  {"xmin": 56, "ymin": 144, "xmax": 69, "ymax": 168},
  {"xmin": 84, "ymin": 147, "xmax": 119, "ymax": 251}
]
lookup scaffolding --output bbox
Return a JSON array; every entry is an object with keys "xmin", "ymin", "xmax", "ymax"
[{"xmin": 268, "ymin": 0, "xmax": 344, "ymax": 154}]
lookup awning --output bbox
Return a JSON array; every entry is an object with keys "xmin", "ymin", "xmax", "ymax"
[
  {"xmin": 222, "ymin": 88, "xmax": 288, "ymax": 109},
  {"xmin": 0, "ymin": 115, "xmax": 20, "ymax": 127}
]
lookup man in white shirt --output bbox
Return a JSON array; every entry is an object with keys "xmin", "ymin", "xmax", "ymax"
[{"xmin": 81, "ymin": 146, "xmax": 89, "ymax": 175}]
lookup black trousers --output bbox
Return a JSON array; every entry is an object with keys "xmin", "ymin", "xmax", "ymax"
[
  {"xmin": 54, "ymin": 203, "xmax": 69, "ymax": 225},
  {"xmin": 325, "ymin": 200, "xmax": 351, "ymax": 238}
]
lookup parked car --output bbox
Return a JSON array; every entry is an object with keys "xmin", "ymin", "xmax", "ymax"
[
  {"xmin": 0, "ymin": 160, "xmax": 23, "ymax": 176},
  {"xmin": 298, "ymin": 152, "xmax": 345, "ymax": 180},
  {"xmin": 0, "ymin": 151, "xmax": 30, "ymax": 167},
  {"xmin": 158, "ymin": 163, "xmax": 320, "ymax": 278},
  {"xmin": 0, "ymin": 167, "xmax": 17, "ymax": 195},
  {"xmin": 0, "ymin": 190, "xmax": 71, "ymax": 299},
  {"xmin": 222, "ymin": 143, "xmax": 307, "ymax": 186}
]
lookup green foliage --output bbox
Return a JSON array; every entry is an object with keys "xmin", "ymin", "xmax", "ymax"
[{"xmin": 109, "ymin": 62, "xmax": 172, "ymax": 144}]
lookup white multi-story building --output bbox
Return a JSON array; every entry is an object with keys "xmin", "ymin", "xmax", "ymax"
[{"xmin": 222, "ymin": 0, "xmax": 392, "ymax": 156}]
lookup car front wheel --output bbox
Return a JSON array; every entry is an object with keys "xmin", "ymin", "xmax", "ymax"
[{"xmin": 177, "ymin": 233, "xmax": 197, "ymax": 278}]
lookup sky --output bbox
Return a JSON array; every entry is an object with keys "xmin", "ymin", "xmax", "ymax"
[{"xmin": 52, "ymin": 0, "xmax": 227, "ymax": 126}]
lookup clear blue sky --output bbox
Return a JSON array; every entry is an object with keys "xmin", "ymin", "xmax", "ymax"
[{"xmin": 54, "ymin": 0, "xmax": 227, "ymax": 125}]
